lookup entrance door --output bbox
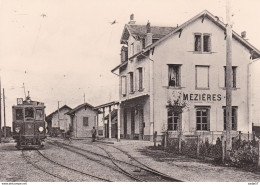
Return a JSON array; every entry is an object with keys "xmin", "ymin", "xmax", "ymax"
[
  {"xmin": 139, "ymin": 109, "xmax": 144, "ymax": 140},
  {"xmin": 131, "ymin": 108, "xmax": 135, "ymax": 139},
  {"xmin": 123, "ymin": 109, "xmax": 127, "ymax": 138}
]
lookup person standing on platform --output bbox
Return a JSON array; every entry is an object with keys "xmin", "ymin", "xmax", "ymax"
[{"xmin": 91, "ymin": 127, "xmax": 97, "ymax": 142}]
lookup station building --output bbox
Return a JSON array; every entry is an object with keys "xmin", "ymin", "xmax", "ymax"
[
  {"xmin": 66, "ymin": 103, "xmax": 100, "ymax": 138},
  {"xmin": 46, "ymin": 105, "xmax": 72, "ymax": 132},
  {"xmin": 112, "ymin": 10, "xmax": 260, "ymax": 142}
]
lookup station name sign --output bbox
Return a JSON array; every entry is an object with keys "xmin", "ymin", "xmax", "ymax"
[{"xmin": 183, "ymin": 93, "xmax": 222, "ymax": 102}]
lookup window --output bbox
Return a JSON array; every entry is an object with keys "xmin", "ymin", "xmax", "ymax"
[
  {"xmin": 224, "ymin": 66, "xmax": 237, "ymax": 88},
  {"xmin": 203, "ymin": 34, "xmax": 211, "ymax": 52},
  {"xmin": 129, "ymin": 72, "xmax": 134, "ymax": 93},
  {"xmin": 121, "ymin": 47, "xmax": 128, "ymax": 63},
  {"xmin": 16, "ymin": 109, "xmax": 23, "ymax": 121},
  {"xmin": 194, "ymin": 33, "xmax": 211, "ymax": 52},
  {"xmin": 223, "ymin": 106, "xmax": 237, "ymax": 130},
  {"xmin": 138, "ymin": 68, "xmax": 143, "ymax": 90},
  {"xmin": 196, "ymin": 65, "xmax": 209, "ymax": 89},
  {"xmin": 130, "ymin": 43, "xmax": 134, "ymax": 56},
  {"xmin": 25, "ymin": 107, "xmax": 34, "ymax": 120},
  {"xmin": 194, "ymin": 34, "xmax": 201, "ymax": 51},
  {"xmin": 196, "ymin": 107, "xmax": 210, "ymax": 131},
  {"xmin": 142, "ymin": 39, "xmax": 145, "ymax": 49},
  {"xmin": 121, "ymin": 76, "xmax": 127, "ymax": 96},
  {"xmin": 35, "ymin": 109, "xmax": 44, "ymax": 121},
  {"xmin": 83, "ymin": 117, "xmax": 89, "ymax": 126},
  {"xmin": 167, "ymin": 109, "xmax": 180, "ymax": 131},
  {"xmin": 168, "ymin": 65, "xmax": 181, "ymax": 87}
]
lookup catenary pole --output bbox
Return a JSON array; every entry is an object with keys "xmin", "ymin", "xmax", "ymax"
[
  {"xmin": 3, "ymin": 88, "xmax": 6, "ymax": 139},
  {"xmin": 225, "ymin": 0, "xmax": 233, "ymax": 159}
]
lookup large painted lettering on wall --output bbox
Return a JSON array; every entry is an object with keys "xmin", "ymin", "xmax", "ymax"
[{"xmin": 183, "ymin": 93, "xmax": 222, "ymax": 102}]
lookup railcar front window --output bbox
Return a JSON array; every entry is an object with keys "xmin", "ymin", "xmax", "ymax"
[
  {"xmin": 36, "ymin": 109, "xmax": 43, "ymax": 120},
  {"xmin": 25, "ymin": 107, "xmax": 34, "ymax": 120},
  {"xmin": 16, "ymin": 109, "xmax": 23, "ymax": 121}
]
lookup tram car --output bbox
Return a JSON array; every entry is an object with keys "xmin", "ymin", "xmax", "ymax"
[{"xmin": 12, "ymin": 96, "xmax": 46, "ymax": 149}]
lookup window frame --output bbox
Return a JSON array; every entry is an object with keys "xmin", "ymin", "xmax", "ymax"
[
  {"xmin": 194, "ymin": 33, "xmax": 212, "ymax": 53},
  {"xmin": 25, "ymin": 107, "xmax": 35, "ymax": 121},
  {"xmin": 130, "ymin": 43, "xmax": 134, "ymax": 56},
  {"xmin": 168, "ymin": 64, "xmax": 181, "ymax": 87},
  {"xmin": 129, "ymin": 72, "xmax": 134, "ymax": 93},
  {"xmin": 167, "ymin": 109, "xmax": 181, "ymax": 131},
  {"xmin": 195, "ymin": 65, "xmax": 210, "ymax": 90},
  {"xmin": 121, "ymin": 76, "xmax": 127, "ymax": 96},
  {"xmin": 223, "ymin": 106, "xmax": 238, "ymax": 131},
  {"xmin": 195, "ymin": 106, "xmax": 210, "ymax": 131},
  {"xmin": 83, "ymin": 117, "xmax": 89, "ymax": 126},
  {"xmin": 138, "ymin": 67, "xmax": 143, "ymax": 91},
  {"xmin": 15, "ymin": 108, "xmax": 24, "ymax": 121},
  {"xmin": 35, "ymin": 109, "xmax": 44, "ymax": 121},
  {"xmin": 224, "ymin": 66, "xmax": 237, "ymax": 88}
]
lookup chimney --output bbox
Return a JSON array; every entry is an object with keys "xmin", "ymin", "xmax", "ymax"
[
  {"xmin": 145, "ymin": 21, "xmax": 153, "ymax": 47},
  {"xmin": 241, "ymin": 31, "xmax": 246, "ymax": 39},
  {"xmin": 128, "ymin": 14, "xmax": 135, "ymax": 24}
]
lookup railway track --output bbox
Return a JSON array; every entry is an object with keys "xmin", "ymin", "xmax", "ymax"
[
  {"xmin": 22, "ymin": 149, "xmax": 111, "ymax": 182},
  {"xmin": 94, "ymin": 143, "xmax": 182, "ymax": 182},
  {"xmin": 48, "ymin": 141, "xmax": 144, "ymax": 181},
  {"xmin": 50, "ymin": 140, "xmax": 181, "ymax": 182}
]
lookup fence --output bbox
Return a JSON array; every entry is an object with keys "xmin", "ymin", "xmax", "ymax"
[{"xmin": 163, "ymin": 131, "xmax": 260, "ymax": 168}]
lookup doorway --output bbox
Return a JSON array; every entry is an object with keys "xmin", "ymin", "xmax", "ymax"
[
  {"xmin": 131, "ymin": 108, "xmax": 135, "ymax": 139},
  {"xmin": 123, "ymin": 109, "xmax": 127, "ymax": 138},
  {"xmin": 139, "ymin": 109, "xmax": 144, "ymax": 140}
]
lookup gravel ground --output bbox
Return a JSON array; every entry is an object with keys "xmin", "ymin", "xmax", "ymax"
[
  {"xmin": 111, "ymin": 140, "xmax": 260, "ymax": 182},
  {"xmin": 1, "ymin": 137, "xmax": 260, "ymax": 182},
  {"xmin": 0, "ymin": 141, "xmax": 59, "ymax": 182}
]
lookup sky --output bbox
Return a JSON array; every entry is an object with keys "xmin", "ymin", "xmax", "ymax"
[{"xmin": 0, "ymin": 0, "xmax": 260, "ymax": 127}]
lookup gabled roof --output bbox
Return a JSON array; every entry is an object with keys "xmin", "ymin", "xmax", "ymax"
[
  {"xmin": 120, "ymin": 24, "xmax": 176, "ymax": 44},
  {"xmin": 46, "ymin": 105, "xmax": 72, "ymax": 119},
  {"xmin": 66, "ymin": 102, "xmax": 96, "ymax": 115},
  {"xmin": 143, "ymin": 10, "xmax": 260, "ymax": 59}
]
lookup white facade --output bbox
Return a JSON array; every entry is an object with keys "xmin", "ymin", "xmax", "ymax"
[{"xmin": 114, "ymin": 11, "xmax": 260, "ymax": 141}]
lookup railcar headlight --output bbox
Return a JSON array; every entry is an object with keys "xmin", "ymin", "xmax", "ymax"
[
  {"xmin": 15, "ymin": 127, "xmax": 21, "ymax": 133},
  {"xmin": 39, "ymin": 126, "xmax": 44, "ymax": 132}
]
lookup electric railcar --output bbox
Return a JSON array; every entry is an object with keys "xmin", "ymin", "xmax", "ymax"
[{"xmin": 12, "ymin": 96, "xmax": 46, "ymax": 149}]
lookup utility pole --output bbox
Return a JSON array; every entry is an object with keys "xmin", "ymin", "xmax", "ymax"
[
  {"xmin": 58, "ymin": 101, "xmax": 60, "ymax": 128},
  {"xmin": 83, "ymin": 93, "xmax": 85, "ymax": 103},
  {"xmin": 3, "ymin": 88, "xmax": 6, "ymax": 139},
  {"xmin": 0, "ymin": 78, "xmax": 2, "ymax": 142},
  {"xmin": 22, "ymin": 83, "xmax": 26, "ymax": 99},
  {"xmin": 225, "ymin": 0, "xmax": 233, "ymax": 159}
]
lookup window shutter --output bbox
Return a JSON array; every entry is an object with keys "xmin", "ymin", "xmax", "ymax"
[
  {"xmin": 133, "ymin": 72, "xmax": 135, "ymax": 92},
  {"xmin": 135, "ymin": 69, "xmax": 139, "ymax": 91},
  {"xmin": 121, "ymin": 76, "xmax": 126, "ymax": 95},
  {"xmin": 142, "ymin": 67, "xmax": 145, "ymax": 89},
  {"xmin": 164, "ymin": 65, "xmax": 169, "ymax": 87}
]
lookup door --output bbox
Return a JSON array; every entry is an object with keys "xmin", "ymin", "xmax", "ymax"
[
  {"xmin": 131, "ymin": 108, "xmax": 135, "ymax": 139},
  {"xmin": 123, "ymin": 109, "xmax": 127, "ymax": 138},
  {"xmin": 139, "ymin": 109, "xmax": 144, "ymax": 140}
]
